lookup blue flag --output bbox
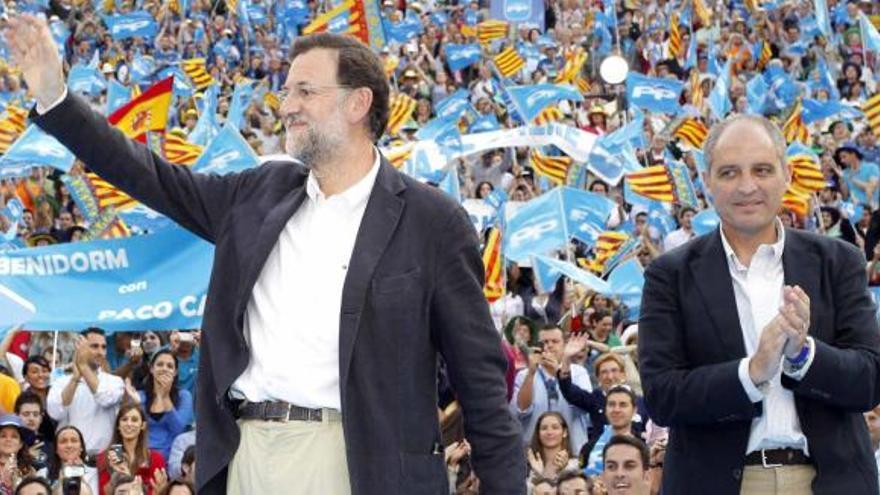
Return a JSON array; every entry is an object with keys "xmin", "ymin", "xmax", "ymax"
[
  {"xmin": 626, "ymin": 73, "xmax": 684, "ymax": 114},
  {"xmin": 584, "ymin": 425, "xmax": 613, "ymax": 476},
  {"xmin": 0, "ymin": 282, "xmax": 35, "ymax": 328},
  {"xmin": 692, "ymin": 208, "xmax": 720, "ymax": 236},
  {"xmin": 434, "ymin": 89, "xmax": 473, "ymax": 120},
  {"xmin": 530, "ymin": 254, "xmax": 564, "ymax": 293},
  {"xmin": 0, "ymin": 227, "xmax": 213, "ymax": 331},
  {"xmin": 506, "ymin": 84, "xmax": 584, "ymax": 122},
  {"xmin": 860, "ymin": 12, "xmax": 880, "ymax": 52},
  {"xmin": 438, "ymin": 167, "xmax": 461, "ymax": 203},
  {"xmin": 814, "ymin": 0, "xmax": 832, "ymax": 37},
  {"xmin": 533, "ymin": 255, "xmax": 612, "ymax": 293},
  {"xmin": 106, "ymin": 80, "xmax": 132, "ymax": 116},
  {"xmin": 746, "ymin": 74, "xmax": 769, "ymax": 115},
  {"xmin": 156, "ymin": 66, "xmax": 194, "ymax": 100},
  {"xmin": 101, "ymin": 11, "xmax": 159, "ymax": 40},
  {"xmin": 684, "ymin": 33, "xmax": 698, "ymax": 70},
  {"xmin": 607, "ymin": 258, "xmax": 644, "ymax": 320},
  {"xmin": 708, "ymin": 59, "xmax": 733, "ymax": 120},
  {"xmin": 49, "ymin": 19, "xmax": 69, "ymax": 60},
  {"xmin": 801, "ymin": 98, "xmax": 864, "ymax": 124},
  {"xmin": 67, "ymin": 64, "xmax": 106, "ymax": 96},
  {"xmin": 503, "ymin": 189, "xmax": 568, "ymax": 262},
  {"xmin": 189, "ymin": 85, "xmax": 220, "ymax": 146},
  {"xmin": 469, "ymin": 113, "xmax": 501, "ymax": 133},
  {"xmin": 0, "ymin": 126, "xmax": 75, "ymax": 176},
  {"xmin": 445, "ymin": 43, "xmax": 482, "ymax": 71},
  {"xmin": 117, "ymin": 204, "xmax": 174, "ymax": 235},
  {"xmin": 226, "ymin": 79, "xmax": 257, "ymax": 130},
  {"xmin": 563, "ymin": 187, "xmax": 617, "ymax": 246},
  {"xmin": 192, "ymin": 126, "xmax": 259, "ymax": 175},
  {"xmin": 129, "ymin": 55, "xmax": 158, "ymax": 84}
]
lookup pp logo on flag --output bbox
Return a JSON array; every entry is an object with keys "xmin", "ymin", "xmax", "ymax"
[
  {"xmin": 508, "ymin": 218, "xmax": 559, "ymax": 247},
  {"xmin": 632, "ymin": 85, "xmax": 679, "ymax": 100}
]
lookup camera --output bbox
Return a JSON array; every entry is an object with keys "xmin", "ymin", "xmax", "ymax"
[
  {"xmin": 109, "ymin": 444, "xmax": 125, "ymax": 461},
  {"xmin": 62, "ymin": 465, "xmax": 85, "ymax": 495}
]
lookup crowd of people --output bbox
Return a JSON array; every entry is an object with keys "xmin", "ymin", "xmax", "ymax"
[{"xmin": 0, "ymin": 0, "xmax": 879, "ymax": 492}]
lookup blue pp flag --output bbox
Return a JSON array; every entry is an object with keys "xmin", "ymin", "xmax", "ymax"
[
  {"xmin": 692, "ymin": 208, "xmax": 720, "ymax": 236},
  {"xmin": 801, "ymin": 98, "xmax": 864, "ymax": 124},
  {"xmin": 746, "ymin": 74, "xmax": 769, "ymax": 115},
  {"xmin": 860, "ymin": 12, "xmax": 880, "ymax": 52},
  {"xmin": 102, "ymin": 11, "xmax": 159, "ymax": 40},
  {"xmin": 607, "ymin": 258, "xmax": 644, "ymax": 320},
  {"xmin": 0, "ymin": 125, "xmax": 75, "ymax": 176},
  {"xmin": 506, "ymin": 84, "xmax": 584, "ymax": 122},
  {"xmin": 503, "ymin": 190, "xmax": 568, "ymax": 262},
  {"xmin": 434, "ymin": 89, "xmax": 473, "ymax": 120},
  {"xmin": 469, "ymin": 113, "xmax": 501, "ymax": 133},
  {"xmin": 67, "ymin": 64, "xmax": 106, "ymax": 96},
  {"xmin": 106, "ymin": 80, "xmax": 132, "ymax": 116},
  {"xmin": 533, "ymin": 255, "xmax": 611, "ymax": 293},
  {"xmin": 562, "ymin": 187, "xmax": 617, "ymax": 246},
  {"xmin": 438, "ymin": 167, "xmax": 461, "ymax": 203},
  {"xmin": 626, "ymin": 73, "xmax": 684, "ymax": 114},
  {"xmin": 530, "ymin": 254, "xmax": 564, "ymax": 293},
  {"xmin": 189, "ymin": 85, "xmax": 220, "ymax": 146},
  {"xmin": 226, "ymin": 79, "xmax": 257, "ymax": 130},
  {"xmin": 584, "ymin": 426, "xmax": 613, "ymax": 476},
  {"xmin": 814, "ymin": 0, "xmax": 832, "ymax": 37},
  {"xmin": 192, "ymin": 126, "xmax": 259, "ymax": 175},
  {"xmin": 0, "ymin": 227, "xmax": 213, "ymax": 331},
  {"xmin": 130, "ymin": 55, "xmax": 158, "ymax": 84},
  {"xmin": 445, "ymin": 44, "xmax": 482, "ymax": 71},
  {"xmin": 708, "ymin": 59, "xmax": 733, "ymax": 120}
]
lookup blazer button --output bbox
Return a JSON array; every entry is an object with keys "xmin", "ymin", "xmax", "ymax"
[{"xmin": 732, "ymin": 468, "xmax": 742, "ymax": 480}]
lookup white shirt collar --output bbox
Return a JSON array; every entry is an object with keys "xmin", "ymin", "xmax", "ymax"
[
  {"xmin": 719, "ymin": 218, "xmax": 786, "ymax": 268},
  {"xmin": 305, "ymin": 147, "xmax": 381, "ymax": 207}
]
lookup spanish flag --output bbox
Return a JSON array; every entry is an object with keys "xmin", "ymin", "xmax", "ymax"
[
  {"xmin": 782, "ymin": 99, "xmax": 809, "ymax": 144},
  {"xmin": 626, "ymin": 166, "xmax": 676, "ymax": 203},
  {"xmin": 493, "ymin": 46, "xmax": 525, "ymax": 78},
  {"xmin": 668, "ymin": 13, "xmax": 683, "ymax": 58},
  {"xmin": 107, "ymin": 77, "xmax": 173, "ymax": 140},
  {"xmin": 162, "ymin": 132, "xmax": 203, "ymax": 166},
  {"xmin": 673, "ymin": 118, "xmax": 709, "ymax": 149},
  {"xmin": 529, "ymin": 148, "xmax": 571, "ymax": 185},
  {"xmin": 386, "ymin": 93, "xmax": 417, "ymax": 136},
  {"xmin": 181, "ymin": 58, "xmax": 215, "ymax": 90},
  {"xmin": 787, "ymin": 154, "xmax": 826, "ymax": 195},
  {"xmin": 477, "ymin": 20, "xmax": 508, "ymax": 44},
  {"xmin": 863, "ymin": 92, "xmax": 880, "ymax": 138},
  {"xmin": 483, "ymin": 228, "xmax": 503, "ymax": 302}
]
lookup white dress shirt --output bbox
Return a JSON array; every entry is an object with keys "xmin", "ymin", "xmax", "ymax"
[
  {"xmin": 721, "ymin": 221, "xmax": 816, "ymax": 455},
  {"xmin": 46, "ymin": 370, "xmax": 124, "ymax": 453},
  {"xmin": 663, "ymin": 227, "xmax": 695, "ymax": 252},
  {"xmin": 231, "ymin": 151, "xmax": 381, "ymax": 410}
]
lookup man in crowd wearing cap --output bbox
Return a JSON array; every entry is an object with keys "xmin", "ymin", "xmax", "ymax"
[
  {"xmin": 640, "ymin": 114, "xmax": 880, "ymax": 494},
  {"xmin": 8, "ymin": 16, "xmax": 524, "ymax": 495},
  {"xmin": 838, "ymin": 143, "xmax": 880, "ymax": 210}
]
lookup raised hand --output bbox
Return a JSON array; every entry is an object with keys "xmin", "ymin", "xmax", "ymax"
[
  {"xmin": 563, "ymin": 333, "xmax": 590, "ymax": 360},
  {"xmin": 779, "ymin": 285, "xmax": 810, "ymax": 359},
  {"xmin": 4, "ymin": 15, "xmax": 66, "ymax": 109}
]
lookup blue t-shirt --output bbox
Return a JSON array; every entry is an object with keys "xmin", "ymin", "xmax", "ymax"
[{"xmin": 844, "ymin": 161, "xmax": 880, "ymax": 207}]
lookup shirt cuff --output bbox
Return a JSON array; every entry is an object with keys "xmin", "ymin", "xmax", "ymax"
[
  {"xmin": 35, "ymin": 86, "xmax": 68, "ymax": 115},
  {"xmin": 738, "ymin": 358, "xmax": 764, "ymax": 403},
  {"xmin": 783, "ymin": 337, "xmax": 816, "ymax": 381}
]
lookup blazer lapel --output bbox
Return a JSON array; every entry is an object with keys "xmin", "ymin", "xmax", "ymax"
[
  {"xmin": 782, "ymin": 229, "xmax": 821, "ymax": 335},
  {"xmin": 235, "ymin": 184, "xmax": 308, "ymax": 322},
  {"xmin": 339, "ymin": 160, "xmax": 406, "ymax": 386},
  {"xmin": 688, "ymin": 229, "xmax": 748, "ymax": 358}
]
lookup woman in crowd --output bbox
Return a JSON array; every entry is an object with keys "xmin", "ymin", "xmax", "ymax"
[
  {"xmin": 525, "ymin": 412, "xmax": 579, "ymax": 490},
  {"xmin": 126, "ymin": 350, "xmax": 193, "ymax": 460},
  {"xmin": 20, "ymin": 358, "xmax": 51, "ymax": 411},
  {"xmin": 46, "ymin": 425, "xmax": 98, "ymax": 495},
  {"xmin": 12, "ymin": 393, "xmax": 50, "ymax": 472},
  {"xmin": 0, "ymin": 415, "xmax": 36, "ymax": 495},
  {"xmin": 97, "ymin": 405, "xmax": 166, "ymax": 495}
]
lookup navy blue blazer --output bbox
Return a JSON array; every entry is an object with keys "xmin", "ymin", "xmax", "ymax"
[
  {"xmin": 34, "ymin": 94, "xmax": 526, "ymax": 494},
  {"xmin": 639, "ymin": 227, "xmax": 880, "ymax": 494}
]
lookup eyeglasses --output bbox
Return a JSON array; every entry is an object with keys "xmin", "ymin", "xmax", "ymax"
[{"xmin": 278, "ymin": 84, "xmax": 352, "ymax": 102}]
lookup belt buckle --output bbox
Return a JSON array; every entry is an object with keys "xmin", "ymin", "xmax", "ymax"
[
  {"xmin": 262, "ymin": 402, "xmax": 291, "ymax": 423},
  {"xmin": 761, "ymin": 449, "xmax": 782, "ymax": 469}
]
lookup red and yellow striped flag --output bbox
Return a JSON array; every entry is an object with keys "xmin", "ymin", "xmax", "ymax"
[
  {"xmin": 181, "ymin": 58, "xmax": 215, "ymax": 90},
  {"xmin": 85, "ymin": 173, "xmax": 138, "ymax": 212},
  {"xmin": 493, "ymin": 46, "xmax": 525, "ymax": 78},
  {"xmin": 689, "ymin": 70, "xmax": 703, "ymax": 108},
  {"xmin": 477, "ymin": 20, "xmax": 508, "ymax": 44},
  {"xmin": 787, "ymin": 154, "xmax": 826, "ymax": 195},
  {"xmin": 162, "ymin": 132, "xmax": 203, "ymax": 166},
  {"xmin": 863, "ymin": 92, "xmax": 880, "ymax": 138},
  {"xmin": 386, "ymin": 93, "xmax": 417, "ymax": 136},
  {"xmin": 782, "ymin": 188, "xmax": 810, "ymax": 217},
  {"xmin": 0, "ymin": 120, "xmax": 21, "ymax": 154},
  {"xmin": 483, "ymin": 228, "xmax": 503, "ymax": 302},
  {"xmin": 626, "ymin": 166, "xmax": 676, "ymax": 202},
  {"xmin": 529, "ymin": 148, "xmax": 571, "ymax": 185},
  {"xmin": 460, "ymin": 24, "xmax": 477, "ymax": 38},
  {"xmin": 782, "ymin": 99, "xmax": 809, "ymax": 144},
  {"xmin": 673, "ymin": 118, "xmax": 709, "ymax": 149},
  {"xmin": 384, "ymin": 142, "xmax": 414, "ymax": 169},
  {"xmin": 533, "ymin": 106, "xmax": 565, "ymax": 126},
  {"xmin": 669, "ymin": 13, "xmax": 683, "ymax": 58},
  {"xmin": 757, "ymin": 40, "xmax": 773, "ymax": 71},
  {"xmin": 575, "ymin": 75, "xmax": 591, "ymax": 94},
  {"xmin": 556, "ymin": 48, "xmax": 588, "ymax": 84},
  {"xmin": 3, "ymin": 105, "xmax": 27, "ymax": 133},
  {"xmin": 108, "ymin": 77, "xmax": 174, "ymax": 140},
  {"xmin": 693, "ymin": 0, "xmax": 712, "ymax": 26}
]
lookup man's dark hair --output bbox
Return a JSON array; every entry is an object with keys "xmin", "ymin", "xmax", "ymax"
[
  {"xmin": 14, "ymin": 476, "xmax": 51, "ymax": 495},
  {"xmin": 606, "ymin": 385, "xmax": 637, "ymax": 408},
  {"xmin": 14, "ymin": 390, "xmax": 43, "ymax": 415},
  {"xmin": 81, "ymin": 327, "xmax": 105, "ymax": 338},
  {"xmin": 557, "ymin": 468, "xmax": 589, "ymax": 484},
  {"xmin": 602, "ymin": 435, "xmax": 650, "ymax": 469},
  {"xmin": 290, "ymin": 33, "xmax": 390, "ymax": 141}
]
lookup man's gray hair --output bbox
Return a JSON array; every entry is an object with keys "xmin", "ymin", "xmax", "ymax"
[{"xmin": 703, "ymin": 114, "xmax": 787, "ymax": 172}]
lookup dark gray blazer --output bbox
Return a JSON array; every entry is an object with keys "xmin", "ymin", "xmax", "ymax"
[
  {"xmin": 34, "ymin": 94, "xmax": 526, "ymax": 494},
  {"xmin": 639, "ymin": 227, "xmax": 880, "ymax": 494}
]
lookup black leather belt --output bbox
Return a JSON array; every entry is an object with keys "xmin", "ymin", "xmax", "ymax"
[
  {"xmin": 744, "ymin": 448, "xmax": 812, "ymax": 468},
  {"xmin": 237, "ymin": 401, "xmax": 326, "ymax": 422}
]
